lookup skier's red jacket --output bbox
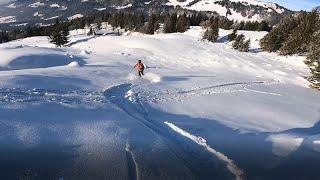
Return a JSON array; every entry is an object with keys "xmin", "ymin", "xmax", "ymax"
[{"xmin": 134, "ymin": 63, "xmax": 145, "ymax": 72}]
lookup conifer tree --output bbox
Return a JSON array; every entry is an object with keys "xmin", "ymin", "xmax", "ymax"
[
  {"xmin": 240, "ymin": 39, "xmax": 250, "ymax": 52},
  {"xmin": 0, "ymin": 31, "xmax": 9, "ymax": 43},
  {"xmin": 232, "ymin": 34, "xmax": 244, "ymax": 50},
  {"xmin": 307, "ymin": 31, "xmax": 320, "ymax": 89},
  {"xmin": 228, "ymin": 29, "xmax": 237, "ymax": 41},
  {"xmin": 170, "ymin": 13, "xmax": 178, "ymax": 33},
  {"xmin": 176, "ymin": 14, "xmax": 190, "ymax": 33},
  {"xmin": 258, "ymin": 21, "xmax": 271, "ymax": 31},
  {"xmin": 260, "ymin": 16, "xmax": 297, "ymax": 52},
  {"xmin": 203, "ymin": 20, "xmax": 219, "ymax": 42},
  {"xmin": 279, "ymin": 11, "xmax": 318, "ymax": 55},
  {"xmin": 163, "ymin": 14, "xmax": 172, "ymax": 33},
  {"xmin": 164, "ymin": 13, "xmax": 178, "ymax": 33},
  {"xmin": 50, "ymin": 19, "xmax": 69, "ymax": 47},
  {"xmin": 146, "ymin": 13, "xmax": 159, "ymax": 34}
]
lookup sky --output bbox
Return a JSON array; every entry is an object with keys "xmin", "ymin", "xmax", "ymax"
[{"xmin": 0, "ymin": 0, "xmax": 318, "ymax": 11}]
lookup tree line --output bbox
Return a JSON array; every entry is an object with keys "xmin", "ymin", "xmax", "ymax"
[
  {"xmin": 0, "ymin": 9, "xmax": 272, "ymax": 45},
  {"xmin": 260, "ymin": 11, "xmax": 320, "ymax": 89},
  {"xmin": 202, "ymin": 17, "xmax": 250, "ymax": 52}
]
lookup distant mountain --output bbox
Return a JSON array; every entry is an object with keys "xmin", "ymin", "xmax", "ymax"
[
  {"xmin": 0, "ymin": 0, "xmax": 108, "ymax": 29},
  {"xmin": 165, "ymin": 0, "xmax": 291, "ymax": 22},
  {"xmin": 0, "ymin": 0, "xmax": 293, "ymax": 29}
]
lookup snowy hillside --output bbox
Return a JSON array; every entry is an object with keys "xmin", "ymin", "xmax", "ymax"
[
  {"xmin": 0, "ymin": 0, "xmax": 291, "ymax": 29},
  {"xmin": 0, "ymin": 27, "xmax": 319, "ymax": 179},
  {"xmin": 166, "ymin": 0, "xmax": 289, "ymax": 21}
]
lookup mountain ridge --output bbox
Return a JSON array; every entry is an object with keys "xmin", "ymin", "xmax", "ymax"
[{"xmin": 0, "ymin": 0, "xmax": 292, "ymax": 29}]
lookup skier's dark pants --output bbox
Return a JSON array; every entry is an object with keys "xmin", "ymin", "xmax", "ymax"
[{"xmin": 138, "ymin": 70, "xmax": 144, "ymax": 77}]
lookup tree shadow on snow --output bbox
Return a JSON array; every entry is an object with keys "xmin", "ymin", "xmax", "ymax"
[
  {"xmin": 249, "ymin": 48, "xmax": 264, "ymax": 53},
  {"xmin": 217, "ymin": 35, "xmax": 229, "ymax": 43}
]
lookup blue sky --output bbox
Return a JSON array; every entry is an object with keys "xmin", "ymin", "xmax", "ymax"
[
  {"xmin": 267, "ymin": 0, "xmax": 319, "ymax": 11},
  {"xmin": 0, "ymin": 0, "xmax": 318, "ymax": 11}
]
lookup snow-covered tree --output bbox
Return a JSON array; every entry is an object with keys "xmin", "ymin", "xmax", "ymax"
[{"xmin": 307, "ymin": 31, "xmax": 320, "ymax": 89}]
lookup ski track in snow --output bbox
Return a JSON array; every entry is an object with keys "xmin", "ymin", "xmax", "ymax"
[
  {"xmin": 137, "ymin": 80, "xmax": 279, "ymax": 103},
  {"xmin": 0, "ymin": 80, "xmax": 279, "ymax": 105},
  {"xmin": 243, "ymin": 87, "xmax": 282, "ymax": 96},
  {"xmin": 125, "ymin": 141, "xmax": 139, "ymax": 180},
  {"xmin": 164, "ymin": 121, "xmax": 244, "ymax": 180},
  {"xmin": 103, "ymin": 82, "xmax": 245, "ymax": 179},
  {"xmin": 0, "ymin": 88, "xmax": 107, "ymax": 104}
]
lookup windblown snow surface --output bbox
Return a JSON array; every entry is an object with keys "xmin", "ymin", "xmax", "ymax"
[{"xmin": 0, "ymin": 26, "xmax": 319, "ymax": 179}]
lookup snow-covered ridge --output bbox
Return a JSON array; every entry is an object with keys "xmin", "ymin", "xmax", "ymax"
[
  {"xmin": 28, "ymin": 1, "xmax": 45, "ymax": 8},
  {"xmin": 0, "ymin": 0, "xmax": 290, "ymax": 28},
  {"xmin": 166, "ymin": 0, "xmax": 286, "ymax": 21},
  {"xmin": 33, "ymin": 12, "xmax": 44, "ymax": 17},
  {"xmin": 95, "ymin": 7, "xmax": 106, "ymax": 11},
  {"xmin": 167, "ymin": 0, "xmax": 284, "ymax": 12},
  {"xmin": 144, "ymin": 1, "xmax": 153, "ymax": 5},
  {"xmin": 10, "ymin": 23, "xmax": 29, "ymax": 27},
  {"xmin": 114, "ymin": 3, "xmax": 133, "ymax": 10},
  {"xmin": 68, "ymin": 14, "xmax": 84, "ymax": 20},
  {"xmin": 0, "ymin": 16, "xmax": 16, "ymax": 24},
  {"xmin": 228, "ymin": 0, "xmax": 285, "ymax": 13},
  {"xmin": 59, "ymin": 6, "xmax": 68, "ymax": 11},
  {"xmin": 44, "ymin": 16, "xmax": 59, "ymax": 21},
  {"xmin": 6, "ymin": 3, "xmax": 16, "ymax": 8},
  {"xmin": 50, "ymin": 3, "xmax": 60, "ymax": 8}
]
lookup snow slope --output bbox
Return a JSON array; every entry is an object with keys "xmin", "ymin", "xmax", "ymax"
[
  {"xmin": 166, "ymin": 0, "xmax": 286, "ymax": 21},
  {"xmin": 0, "ymin": 16, "xmax": 16, "ymax": 24},
  {"xmin": 0, "ymin": 27, "xmax": 319, "ymax": 179}
]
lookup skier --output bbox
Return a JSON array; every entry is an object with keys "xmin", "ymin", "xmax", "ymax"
[{"xmin": 134, "ymin": 60, "xmax": 145, "ymax": 77}]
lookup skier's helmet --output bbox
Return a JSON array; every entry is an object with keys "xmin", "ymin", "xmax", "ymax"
[{"xmin": 138, "ymin": 60, "xmax": 142, "ymax": 63}]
